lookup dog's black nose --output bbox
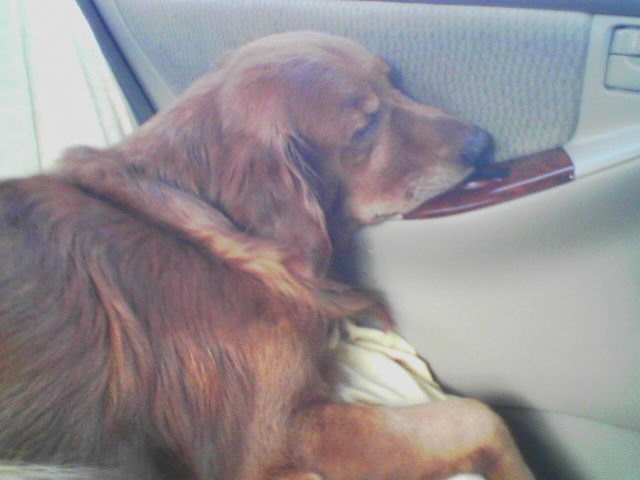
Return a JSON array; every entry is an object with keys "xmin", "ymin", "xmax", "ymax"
[{"xmin": 461, "ymin": 128, "xmax": 495, "ymax": 167}]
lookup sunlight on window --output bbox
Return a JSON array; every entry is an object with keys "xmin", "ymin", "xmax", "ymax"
[{"xmin": 0, "ymin": 0, "xmax": 135, "ymax": 179}]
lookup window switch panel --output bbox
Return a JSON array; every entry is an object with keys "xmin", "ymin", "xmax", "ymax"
[{"xmin": 606, "ymin": 27, "xmax": 640, "ymax": 92}]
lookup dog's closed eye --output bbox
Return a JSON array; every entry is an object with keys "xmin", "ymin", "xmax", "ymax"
[{"xmin": 351, "ymin": 110, "xmax": 382, "ymax": 143}]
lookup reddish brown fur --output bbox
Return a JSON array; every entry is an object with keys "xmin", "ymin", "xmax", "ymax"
[{"xmin": 0, "ymin": 32, "xmax": 531, "ymax": 480}]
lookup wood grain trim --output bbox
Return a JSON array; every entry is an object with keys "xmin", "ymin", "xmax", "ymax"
[{"xmin": 405, "ymin": 147, "xmax": 575, "ymax": 220}]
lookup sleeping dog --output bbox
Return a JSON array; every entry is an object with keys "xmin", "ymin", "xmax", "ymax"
[{"xmin": 0, "ymin": 31, "xmax": 532, "ymax": 480}]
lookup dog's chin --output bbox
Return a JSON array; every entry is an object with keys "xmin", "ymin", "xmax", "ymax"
[
  {"xmin": 349, "ymin": 166, "xmax": 477, "ymax": 225},
  {"xmin": 367, "ymin": 212, "xmax": 404, "ymax": 224},
  {"xmin": 399, "ymin": 167, "xmax": 475, "ymax": 219}
]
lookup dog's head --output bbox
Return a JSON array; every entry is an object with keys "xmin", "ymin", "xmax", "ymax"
[
  {"xmin": 120, "ymin": 31, "xmax": 493, "ymax": 274},
  {"xmin": 215, "ymin": 31, "xmax": 493, "ymax": 226}
]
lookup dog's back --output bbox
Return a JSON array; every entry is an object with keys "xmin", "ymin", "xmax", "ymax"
[
  {"xmin": 0, "ymin": 174, "xmax": 332, "ymax": 479},
  {"xmin": 0, "ymin": 175, "xmax": 169, "ymax": 473}
]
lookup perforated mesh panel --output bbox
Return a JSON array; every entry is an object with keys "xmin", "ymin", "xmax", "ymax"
[{"xmin": 96, "ymin": 0, "xmax": 591, "ymax": 161}]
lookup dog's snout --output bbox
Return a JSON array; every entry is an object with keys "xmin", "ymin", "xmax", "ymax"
[{"xmin": 461, "ymin": 128, "xmax": 495, "ymax": 167}]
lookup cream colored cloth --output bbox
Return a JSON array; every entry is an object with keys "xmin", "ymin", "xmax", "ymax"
[
  {"xmin": 333, "ymin": 321, "xmax": 447, "ymax": 406},
  {"xmin": 333, "ymin": 320, "xmax": 484, "ymax": 480}
]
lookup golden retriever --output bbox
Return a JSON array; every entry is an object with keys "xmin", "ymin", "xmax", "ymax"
[{"xmin": 0, "ymin": 31, "xmax": 532, "ymax": 480}]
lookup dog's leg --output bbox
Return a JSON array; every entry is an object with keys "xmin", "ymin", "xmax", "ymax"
[{"xmin": 289, "ymin": 398, "xmax": 534, "ymax": 480}]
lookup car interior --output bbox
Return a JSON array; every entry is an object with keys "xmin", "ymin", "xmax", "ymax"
[{"xmin": 6, "ymin": 0, "xmax": 640, "ymax": 479}]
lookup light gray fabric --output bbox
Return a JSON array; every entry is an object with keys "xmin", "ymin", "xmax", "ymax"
[{"xmin": 95, "ymin": 0, "xmax": 591, "ymax": 161}]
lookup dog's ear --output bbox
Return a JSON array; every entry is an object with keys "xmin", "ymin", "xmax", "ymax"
[
  {"xmin": 216, "ymin": 129, "xmax": 332, "ymax": 277},
  {"xmin": 118, "ymin": 57, "xmax": 336, "ymax": 277}
]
